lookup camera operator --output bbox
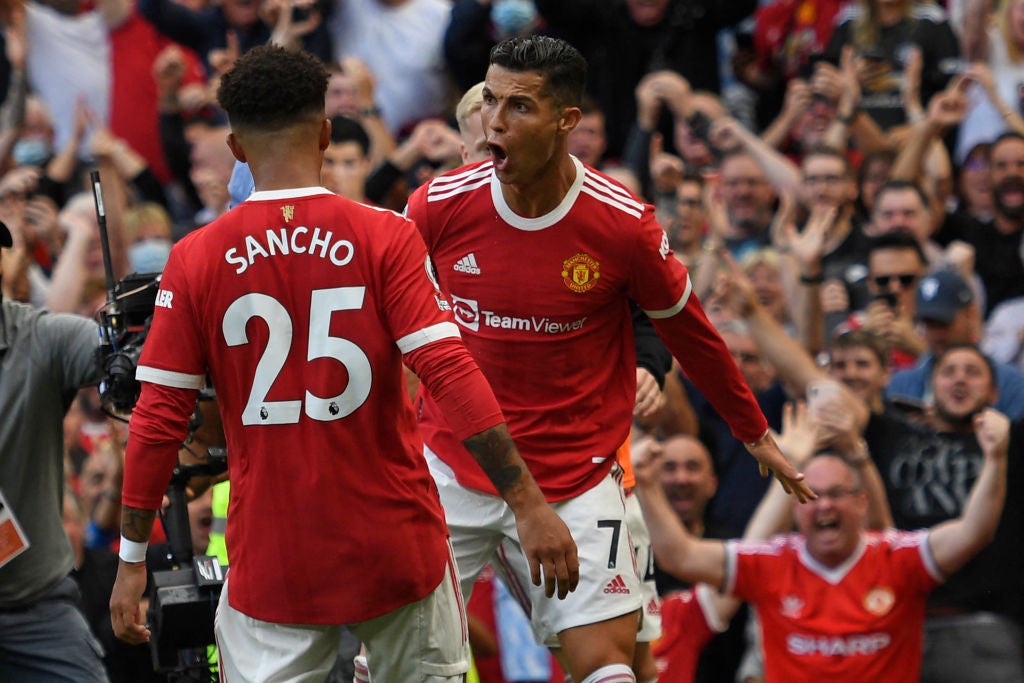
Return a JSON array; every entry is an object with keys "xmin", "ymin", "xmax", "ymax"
[{"xmin": 0, "ymin": 218, "xmax": 109, "ymax": 681}]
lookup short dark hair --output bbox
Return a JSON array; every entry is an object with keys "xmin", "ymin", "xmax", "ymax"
[
  {"xmin": 875, "ymin": 179, "xmax": 930, "ymax": 210},
  {"xmin": 932, "ymin": 344, "xmax": 997, "ymax": 389},
  {"xmin": 867, "ymin": 230, "xmax": 928, "ymax": 267},
  {"xmin": 217, "ymin": 45, "xmax": 328, "ymax": 132},
  {"xmin": 803, "ymin": 144, "xmax": 852, "ymax": 177},
  {"xmin": 678, "ymin": 172, "xmax": 704, "ymax": 191},
  {"xmin": 329, "ymin": 115, "xmax": 370, "ymax": 156},
  {"xmin": 829, "ymin": 329, "xmax": 889, "ymax": 369},
  {"xmin": 988, "ymin": 131, "xmax": 1024, "ymax": 160},
  {"xmin": 489, "ymin": 35, "xmax": 587, "ymax": 108}
]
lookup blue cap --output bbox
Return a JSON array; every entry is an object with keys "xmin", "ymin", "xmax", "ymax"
[{"xmin": 916, "ymin": 270, "xmax": 973, "ymax": 324}]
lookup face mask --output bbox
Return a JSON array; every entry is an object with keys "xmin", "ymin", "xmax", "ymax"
[
  {"xmin": 492, "ymin": 0, "xmax": 537, "ymax": 38},
  {"xmin": 129, "ymin": 238, "xmax": 172, "ymax": 274},
  {"xmin": 12, "ymin": 138, "xmax": 52, "ymax": 167}
]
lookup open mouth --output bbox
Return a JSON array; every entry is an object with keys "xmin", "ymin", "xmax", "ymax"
[
  {"xmin": 814, "ymin": 515, "xmax": 840, "ymax": 532},
  {"xmin": 488, "ymin": 142, "xmax": 508, "ymax": 171}
]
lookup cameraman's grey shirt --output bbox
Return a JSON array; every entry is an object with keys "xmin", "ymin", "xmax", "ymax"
[{"xmin": 0, "ymin": 300, "xmax": 100, "ymax": 607}]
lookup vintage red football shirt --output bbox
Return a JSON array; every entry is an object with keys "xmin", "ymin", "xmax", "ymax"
[
  {"xmin": 726, "ymin": 530, "xmax": 942, "ymax": 682},
  {"xmin": 651, "ymin": 584, "xmax": 725, "ymax": 682},
  {"xmin": 406, "ymin": 158, "xmax": 768, "ymax": 500},
  {"xmin": 125, "ymin": 188, "xmax": 490, "ymax": 624}
]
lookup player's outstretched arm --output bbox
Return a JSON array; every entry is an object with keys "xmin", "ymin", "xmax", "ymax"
[
  {"xmin": 744, "ymin": 431, "xmax": 816, "ymax": 503},
  {"xmin": 928, "ymin": 408, "xmax": 1009, "ymax": 577},
  {"xmin": 110, "ymin": 505, "xmax": 157, "ymax": 644},
  {"xmin": 462, "ymin": 424, "xmax": 580, "ymax": 599}
]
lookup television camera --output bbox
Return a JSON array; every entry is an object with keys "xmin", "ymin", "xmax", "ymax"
[{"xmin": 90, "ymin": 172, "xmax": 227, "ymax": 679}]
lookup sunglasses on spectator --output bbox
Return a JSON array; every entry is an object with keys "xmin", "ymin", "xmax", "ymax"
[{"xmin": 872, "ymin": 273, "xmax": 918, "ymax": 288}]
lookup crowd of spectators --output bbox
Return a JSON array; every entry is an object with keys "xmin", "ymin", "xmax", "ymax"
[{"xmin": 1, "ymin": 0, "xmax": 1022, "ymax": 681}]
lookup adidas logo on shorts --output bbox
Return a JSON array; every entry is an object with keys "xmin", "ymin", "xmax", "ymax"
[
  {"xmin": 453, "ymin": 253, "xmax": 481, "ymax": 275},
  {"xmin": 603, "ymin": 574, "xmax": 630, "ymax": 595}
]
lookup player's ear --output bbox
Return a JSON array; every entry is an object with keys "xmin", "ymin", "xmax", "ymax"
[
  {"xmin": 559, "ymin": 106, "xmax": 582, "ymax": 134},
  {"xmin": 319, "ymin": 117, "xmax": 332, "ymax": 152},
  {"xmin": 226, "ymin": 133, "xmax": 248, "ymax": 163}
]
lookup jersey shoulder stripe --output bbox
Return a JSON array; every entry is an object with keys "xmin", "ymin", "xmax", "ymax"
[
  {"xmin": 427, "ymin": 174, "xmax": 491, "ymax": 202},
  {"xmin": 427, "ymin": 163, "xmax": 493, "ymax": 195},
  {"xmin": 580, "ymin": 180, "xmax": 644, "ymax": 219},
  {"xmin": 585, "ymin": 168, "xmax": 644, "ymax": 209}
]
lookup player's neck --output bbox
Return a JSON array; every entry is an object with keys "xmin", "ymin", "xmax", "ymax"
[
  {"xmin": 500, "ymin": 153, "xmax": 577, "ymax": 218},
  {"xmin": 250, "ymin": 158, "xmax": 324, "ymax": 192}
]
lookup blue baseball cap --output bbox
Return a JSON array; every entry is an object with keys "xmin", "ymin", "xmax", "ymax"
[{"xmin": 916, "ymin": 270, "xmax": 973, "ymax": 324}]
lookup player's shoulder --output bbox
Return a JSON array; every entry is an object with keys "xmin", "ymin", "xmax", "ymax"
[
  {"xmin": 420, "ymin": 160, "xmax": 494, "ymax": 206},
  {"xmin": 577, "ymin": 163, "xmax": 647, "ymax": 221}
]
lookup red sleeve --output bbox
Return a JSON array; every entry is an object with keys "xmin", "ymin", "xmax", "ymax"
[
  {"xmin": 725, "ymin": 538, "xmax": 786, "ymax": 602},
  {"xmin": 405, "ymin": 337, "xmax": 505, "ymax": 440},
  {"xmin": 653, "ymin": 292, "xmax": 769, "ymax": 443},
  {"xmin": 626, "ymin": 209, "xmax": 768, "ymax": 443},
  {"xmin": 122, "ymin": 381, "xmax": 199, "ymax": 510}
]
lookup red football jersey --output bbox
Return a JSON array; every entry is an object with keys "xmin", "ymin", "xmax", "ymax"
[
  {"xmin": 651, "ymin": 585, "xmax": 724, "ymax": 682},
  {"xmin": 406, "ymin": 158, "xmax": 768, "ymax": 500},
  {"xmin": 726, "ymin": 530, "xmax": 942, "ymax": 682},
  {"xmin": 127, "ymin": 188, "xmax": 470, "ymax": 624}
]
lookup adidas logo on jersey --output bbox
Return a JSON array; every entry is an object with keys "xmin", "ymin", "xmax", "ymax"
[
  {"xmin": 453, "ymin": 253, "xmax": 481, "ymax": 275},
  {"xmin": 603, "ymin": 575, "xmax": 630, "ymax": 595}
]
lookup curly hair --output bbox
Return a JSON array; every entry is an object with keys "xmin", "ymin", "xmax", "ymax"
[{"xmin": 217, "ymin": 45, "xmax": 328, "ymax": 131}]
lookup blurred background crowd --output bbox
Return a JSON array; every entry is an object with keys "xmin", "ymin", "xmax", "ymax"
[{"xmin": 1, "ymin": 0, "xmax": 1022, "ymax": 681}]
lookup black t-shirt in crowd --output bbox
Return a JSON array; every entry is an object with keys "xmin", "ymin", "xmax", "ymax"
[{"xmin": 865, "ymin": 410, "xmax": 1024, "ymax": 624}]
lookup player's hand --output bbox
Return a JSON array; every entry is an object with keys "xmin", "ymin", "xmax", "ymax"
[
  {"xmin": 110, "ymin": 560, "xmax": 151, "ymax": 644},
  {"xmin": 514, "ymin": 504, "xmax": 579, "ymax": 600},
  {"xmin": 744, "ymin": 431, "xmax": 817, "ymax": 503}
]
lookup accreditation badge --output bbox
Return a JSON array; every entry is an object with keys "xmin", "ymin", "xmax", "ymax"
[{"xmin": 0, "ymin": 488, "xmax": 30, "ymax": 569}]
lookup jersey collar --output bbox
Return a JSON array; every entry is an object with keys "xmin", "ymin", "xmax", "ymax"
[
  {"xmin": 245, "ymin": 187, "xmax": 334, "ymax": 202},
  {"xmin": 490, "ymin": 156, "xmax": 585, "ymax": 231}
]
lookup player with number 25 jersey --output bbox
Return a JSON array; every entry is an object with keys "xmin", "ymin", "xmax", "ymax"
[{"xmin": 127, "ymin": 189, "xmax": 474, "ymax": 623}]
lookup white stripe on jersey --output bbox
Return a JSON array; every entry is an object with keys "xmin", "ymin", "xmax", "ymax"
[
  {"xmin": 427, "ymin": 174, "xmax": 492, "ymax": 202},
  {"xmin": 430, "ymin": 162, "xmax": 494, "ymax": 188},
  {"xmin": 580, "ymin": 183, "xmax": 644, "ymax": 219},
  {"xmin": 136, "ymin": 365, "xmax": 206, "ymax": 390},
  {"xmin": 644, "ymin": 275, "xmax": 693, "ymax": 319},
  {"xmin": 585, "ymin": 170, "xmax": 644, "ymax": 209},
  {"xmin": 395, "ymin": 321, "xmax": 462, "ymax": 354}
]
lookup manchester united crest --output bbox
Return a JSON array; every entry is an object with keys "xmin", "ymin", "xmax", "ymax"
[
  {"xmin": 561, "ymin": 253, "xmax": 600, "ymax": 293},
  {"xmin": 281, "ymin": 205, "xmax": 295, "ymax": 222},
  {"xmin": 863, "ymin": 586, "xmax": 895, "ymax": 616}
]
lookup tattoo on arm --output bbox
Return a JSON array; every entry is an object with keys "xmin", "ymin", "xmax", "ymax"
[
  {"xmin": 463, "ymin": 426, "xmax": 523, "ymax": 493},
  {"xmin": 121, "ymin": 506, "xmax": 157, "ymax": 543}
]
